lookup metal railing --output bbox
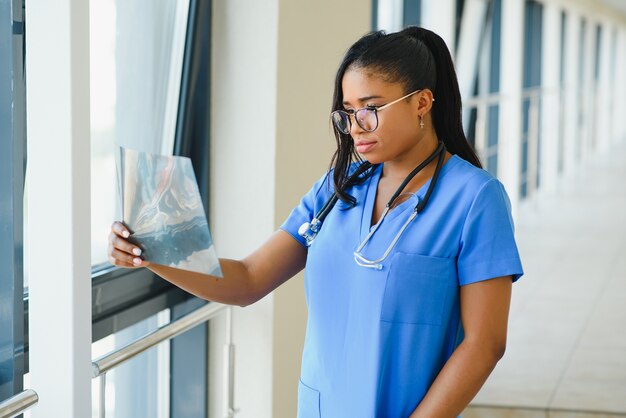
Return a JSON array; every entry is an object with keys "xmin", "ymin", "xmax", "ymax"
[
  {"xmin": 92, "ymin": 302, "xmax": 230, "ymax": 418},
  {"xmin": 463, "ymin": 88, "xmax": 544, "ymax": 200},
  {"xmin": 463, "ymin": 92, "xmax": 503, "ymax": 170},
  {"xmin": 0, "ymin": 389, "xmax": 39, "ymax": 418}
]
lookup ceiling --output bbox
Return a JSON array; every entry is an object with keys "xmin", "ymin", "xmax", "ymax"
[{"xmin": 598, "ymin": 0, "xmax": 626, "ymax": 18}]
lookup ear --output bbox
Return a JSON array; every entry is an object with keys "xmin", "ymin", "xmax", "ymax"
[{"xmin": 414, "ymin": 89, "xmax": 435, "ymax": 116}]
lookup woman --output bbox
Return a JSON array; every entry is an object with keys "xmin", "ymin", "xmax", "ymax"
[{"xmin": 109, "ymin": 26, "xmax": 523, "ymax": 418}]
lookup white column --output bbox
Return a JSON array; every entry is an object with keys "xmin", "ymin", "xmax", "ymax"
[
  {"xmin": 596, "ymin": 20, "xmax": 613, "ymax": 152},
  {"xmin": 562, "ymin": 9, "xmax": 581, "ymax": 175},
  {"xmin": 25, "ymin": 0, "xmax": 92, "ymax": 417},
  {"xmin": 615, "ymin": 29, "xmax": 626, "ymax": 144},
  {"xmin": 421, "ymin": 0, "xmax": 457, "ymax": 55},
  {"xmin": 539, "ymin": 0, "xmax": 561, "ymax": 194},
  {"xmin": 498, "ymin": 0, "xmax": 524, "ymax": 214},
  {"xmin": 456, "ymin": 0, "xmax": 489, "ymax": 101},
  {"xmin": 376, "ymin": 0, "xmax": 404, "ymax": 32},
  {"xmin": 209, "ymin": 0, "xmax": 279, "ymax": 416},
  {"xmin": 581, "ymin": 17, "xmax": 596, "ymax": 162}
]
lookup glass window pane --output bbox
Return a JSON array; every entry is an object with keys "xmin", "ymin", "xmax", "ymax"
[
  {"xmin": 90, "ymin": 0, "xmax": 190, "ymax": 266},
  {"xmin": 91, "ymin": 309, "xmax": 171, "ymax": 418}
]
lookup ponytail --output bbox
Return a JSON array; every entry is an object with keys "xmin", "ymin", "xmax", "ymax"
[{"xmin": 401, "ymin": 26, "xmax": 482, "ymax": 168}]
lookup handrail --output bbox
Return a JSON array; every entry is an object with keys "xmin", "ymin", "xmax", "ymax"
[
  {"xmin": 0, "ymin": 389, "xmax": 39, "ymax": 418},
  {"xmin": 92, "ymin": 302, "xmax": 228, "ymax": 378}
]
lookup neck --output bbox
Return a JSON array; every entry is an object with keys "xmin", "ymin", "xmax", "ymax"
[{"xmin": 382, "ymin": 134, "xmax": 440, "ymax": 180}]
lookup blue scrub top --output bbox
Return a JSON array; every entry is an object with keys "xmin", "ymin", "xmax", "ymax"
[{"xmin": 280, "ymin": 154, "xmax": 524, "ymax": 418}]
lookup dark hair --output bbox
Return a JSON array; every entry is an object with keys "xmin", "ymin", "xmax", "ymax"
[{"xmin": 329, "ymin": 26, "xmax": 482, "ymax": 206}]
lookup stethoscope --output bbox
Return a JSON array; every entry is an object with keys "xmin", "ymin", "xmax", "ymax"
[{"xmin": 298, "ymin": 141, "xmax": 447, "ymax": 270}]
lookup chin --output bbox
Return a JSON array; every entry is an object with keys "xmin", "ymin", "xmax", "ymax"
[{"xmin": 360, "ymin": 153, "xmax": 385, "ymax": 165}]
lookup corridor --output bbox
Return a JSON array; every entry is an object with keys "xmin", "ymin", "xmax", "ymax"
[{"xmin": 467, "ymin": 140, "xmax": 626, "ymax": 416}]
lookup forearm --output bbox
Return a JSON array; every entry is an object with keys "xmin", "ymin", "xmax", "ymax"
[
  {"xmin": 148, "ymin": 258, "xmax": 260, "ymax": 307},
  {"xmin": 408, "ymin": 340, "xmax": 503, "ymax": 418}
]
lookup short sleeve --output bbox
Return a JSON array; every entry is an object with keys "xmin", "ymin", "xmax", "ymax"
[
  {"xmin": 280, "ymin": 171, "xmax": 333, "ymax": 248},
  {"xmin": 457, "ymin": 178, "xmax": 524, "ymax": 286}
]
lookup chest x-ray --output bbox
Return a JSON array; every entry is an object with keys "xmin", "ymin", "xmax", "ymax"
[{"xmin": 116, "ymin": 146, "xmax": 223, "ymax": 277}]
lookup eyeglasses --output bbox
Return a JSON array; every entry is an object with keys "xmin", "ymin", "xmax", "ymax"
[{"xmin": 331, "ymin": 90, "xmax": 422, "ymax": 135}]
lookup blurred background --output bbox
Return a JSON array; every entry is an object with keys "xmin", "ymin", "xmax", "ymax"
[{"xmin": 1, "ymin": 0, "xmax": 625, "ymax": 417}]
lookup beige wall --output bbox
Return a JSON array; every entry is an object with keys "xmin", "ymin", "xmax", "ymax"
[
  {"xmin": 209, "ymin": 1, "xmax": 370, "ymax": 418},
  {"xmin": 272, "ymin": 2, "xmax": 372, "ymax": 418}
]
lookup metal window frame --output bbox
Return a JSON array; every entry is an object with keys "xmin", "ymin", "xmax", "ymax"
[
  {"xmin": 168, "ymin": 2, "xmax": 213, "ymax": 415},
  {"xmin": 0, "ymin": 0, "xmax": 26, "ymax": 404},
  {"xmin": 18, "ymin": 0, "xmax": 212, "ymax": 418},
  {"xmin": 20, "ymin": 0, "xmax": 214, "ymax": 342}
]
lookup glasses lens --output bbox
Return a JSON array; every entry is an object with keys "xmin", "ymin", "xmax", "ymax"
[
  {"xmin": 355, "ymin": 108, "xmax": 377, "ymax": 132},
  {"xmin": 331, "ymin": 111, "xmax": 350, "ymax": 134}
]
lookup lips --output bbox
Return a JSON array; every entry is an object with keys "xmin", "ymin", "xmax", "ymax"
[{"xmin": 355, "ymin": 140, "xmax": 377, "ymax": 154}]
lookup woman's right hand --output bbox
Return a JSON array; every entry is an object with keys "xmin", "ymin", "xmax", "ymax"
[{"xmin": 108, "ymin": 221, "xmax": 150, "ymax": 268}]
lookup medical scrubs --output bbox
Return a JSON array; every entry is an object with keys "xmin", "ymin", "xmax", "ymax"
[{"xmin": 280, "ymin": 154, "xmax": 524, "ymax": 418}]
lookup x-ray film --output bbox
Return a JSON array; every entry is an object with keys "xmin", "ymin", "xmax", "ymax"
[{"xmin": 116, "ymin": 146, "xmax": 223, "ymax": 277}]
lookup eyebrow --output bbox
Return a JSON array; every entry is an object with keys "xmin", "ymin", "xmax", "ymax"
[{"xmin": 342, "ymin": 95, "xmax": 384, "ymax": 106}]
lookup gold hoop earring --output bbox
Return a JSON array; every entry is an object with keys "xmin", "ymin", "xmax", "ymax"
[{"xmin": 419, "ymin": 115, "xmax": 424, "ymax": 129}]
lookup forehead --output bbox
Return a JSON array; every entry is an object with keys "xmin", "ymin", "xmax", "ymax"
[{"xmin": 341, "ymin": 67, "xmax": 404, "ymax": 104}]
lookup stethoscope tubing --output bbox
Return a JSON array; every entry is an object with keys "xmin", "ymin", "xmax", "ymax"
[
  {"xmin": 299, "ymin": 141, "xmax": 446, "ymax": 252},
  {"xmin": 353, "ymin": 142, "xmax": 447, "ymax": 269}
]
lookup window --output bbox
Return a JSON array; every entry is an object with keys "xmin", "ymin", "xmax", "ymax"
[
  {"xmin": 0, "ymin": 0, "xmax": 26, "ymax": 403},
  {"xmin": 20, "ymin": 0, "xmax": 214, "ymax": 415},
  {"xmin": 90, "ymin": 0, "xmax": 190, "ymax": 267},
  {"xmin": 88, "ymin": 0, "xmax": 214, "ymax": 416}
]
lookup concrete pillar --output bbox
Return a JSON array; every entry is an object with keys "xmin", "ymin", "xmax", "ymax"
[
  {"xmin": 498, "ymin": 0, "xmax": 524, "ymax": 214},
  {"xmin": 376, "ymin": 0, "xmax": 404, "ymax": 32},
  {"xmin": 616, "ymin": 29, "xmax": 626, "ymax": 144},
  {"xmin": 539, "ymin": 0, "xmax": 562, "ymax": 194},
  {"xmin": 209, "ymin": 1, "xmax": 278, "ymax": 416},
  {"xmin": 596, "ymin": 20, "xmax": 614, "ymax": 152},
  {"xmin": 456, "ymin": 0, "xmax": 489, "ymax": 102},
  {"xmin": 25, "ymin": 0, "xmax": 92, "ymax": 417},
  {"xmin": 562, "ymin": 9, "xmax": 581, "ymax": 175},
  {"xmin": 421, "ymin": 0, "xmax": 457, "ymax": 55},
  {"xmin": 581, "ymin": 17, "xmax": 596, "ymax": 163},
  {"xmin": 208, "ymin": 1, "xmax": 370, "ymax": 418}
]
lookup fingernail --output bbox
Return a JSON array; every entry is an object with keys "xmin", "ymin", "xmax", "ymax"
[
  {"xmin": 132, "ymin": 248, "xmax": 142, "ymax": 256},
  {"xmin": 133, "ymin": 257, "xmax": 142, "ymax": 265},
  {"xmin": 122, "ymin": 230, "xmax": 130, "ymax": 238}
]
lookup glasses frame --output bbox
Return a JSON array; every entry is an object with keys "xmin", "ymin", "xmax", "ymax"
[{"xmin": 331, "ymin": 89, "xmax": 422, "ymax": 134}]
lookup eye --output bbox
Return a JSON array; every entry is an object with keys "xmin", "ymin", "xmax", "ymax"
[{"xmin": 366, "ymin": 104, "xmax": 378, "ymax": 109}]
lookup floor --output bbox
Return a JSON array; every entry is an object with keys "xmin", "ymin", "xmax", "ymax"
[{"xmin": 463, "ymin": 140, "xmax": 626, "ymax": 417}]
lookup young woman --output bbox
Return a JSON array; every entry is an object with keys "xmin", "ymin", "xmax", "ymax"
[{"xmin": 109, "ymin": 26, "xmax": 523, "ymax": 418}]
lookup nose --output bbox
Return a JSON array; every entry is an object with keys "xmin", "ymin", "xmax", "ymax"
[{"xmin": 349, "ymin": 113, "xmax": 365, "ymax": 136}]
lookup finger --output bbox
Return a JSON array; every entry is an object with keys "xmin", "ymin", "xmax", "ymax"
[
  {"xmin": 111, "ymin": 221, "xmax": 130, "ymax": 238},
  {"xmin": 108, "ymin": 255, "xmax": 135, "ymax": 269},
  {"xmin": 110, "ymin": 247, "xmax": 145, "ymax": 267},
  {"xmin": 109, "ymin": 232, "xmax": 143, "ymax": 257}
]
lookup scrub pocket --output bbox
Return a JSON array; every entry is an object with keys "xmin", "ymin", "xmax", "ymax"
[
  {"xmin": 297, "ymin": 378, "xmax": 321, "ymax": 418},
  {"xmin": 380, "ymin": 252, "xmax": 456, "ymax": 325}
]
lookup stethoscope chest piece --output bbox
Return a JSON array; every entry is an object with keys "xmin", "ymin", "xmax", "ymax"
[{"xmin": 298, "ymin": 218, "xmax": 321, "ymax": 247}]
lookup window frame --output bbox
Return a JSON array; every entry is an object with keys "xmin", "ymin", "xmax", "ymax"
[
  {"xmin": 22, "ymin": 0, "xmax": 214, "ymax": 391},
  {"xmin": 0, "ymin": 0, "xmax": 26, "ymax": 402}
]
